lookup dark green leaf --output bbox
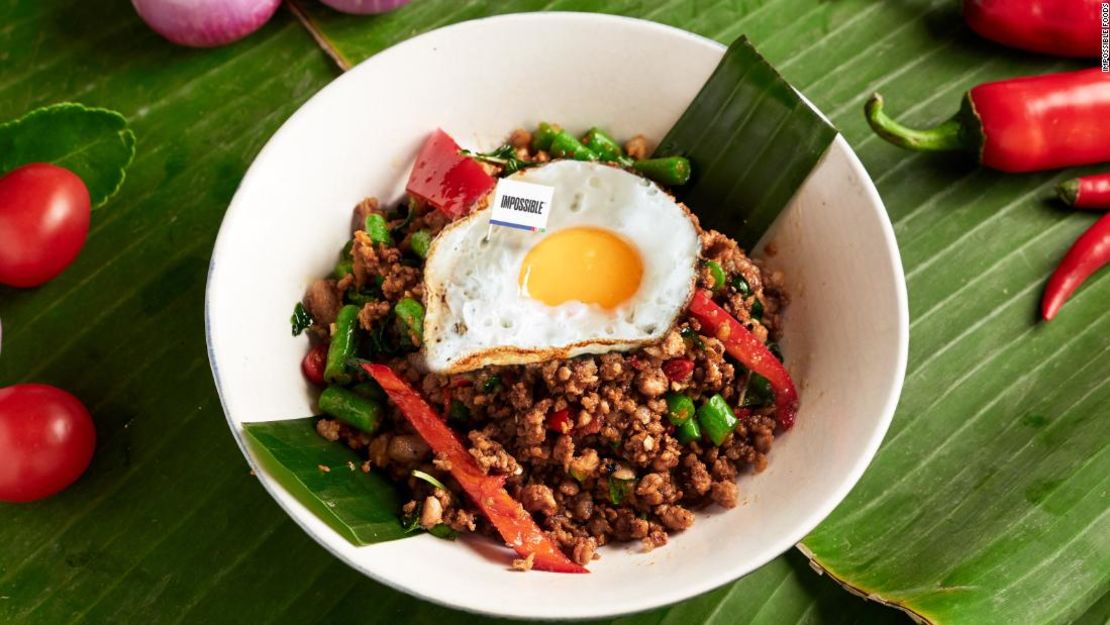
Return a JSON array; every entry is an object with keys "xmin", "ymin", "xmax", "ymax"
[
  {"xmin": 0, "ymin": 102, "xmax": 136, "ymax": 208},
  {"xmin": 460, "ymin": 144, "xmax": 536, "ymax": 175},
  {"xmin": 290, "ymin": 302, "xmax": 313, "ymax": 336},
  {"xmin": 655, "ymin": 36, "xmax": 838, "ymax": 251},
  {"xmin": 243, "ymin": 418, "xmax": 407, "ymax": 545}
]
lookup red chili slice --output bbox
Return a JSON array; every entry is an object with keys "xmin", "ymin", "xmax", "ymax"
[
  {"xmin": 546, "ymin": 409, "xmax": 574, "ymax": 434},
  {"xmin": 361, "ymin": 364, "xmax": 587, "ymax": 573},
  {"xmin": 687, "ymin": 290, "xmax": 799, "ymax": 430},
  {"xmin": 662, "ymin": 358, "xmax": 695, "ymax": 381}
]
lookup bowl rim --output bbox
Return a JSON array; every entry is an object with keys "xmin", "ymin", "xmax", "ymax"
[{"xmin": 205, "ymin": 11, "xmax": 908, "ymax": 620}]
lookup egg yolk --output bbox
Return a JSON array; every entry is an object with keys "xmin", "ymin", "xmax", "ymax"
[{"xmin": 518, "ymin": 227, "xmax": 643, "ymax": 309}]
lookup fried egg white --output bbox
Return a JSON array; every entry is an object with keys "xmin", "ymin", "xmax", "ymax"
[{"xmin": 421, "ymin": 160, "xmax": 700, "ymax": 373}]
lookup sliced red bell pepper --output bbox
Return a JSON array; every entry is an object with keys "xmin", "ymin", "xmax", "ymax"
[
  {"xmin": 361, "ymin": 363, "xmax": 587, "ymax": 574},
  {"xmin": 405, "ymin": 129, "xmax": 495, "ymax": 219},
  {"xmin": 687, "ymin": 290, "xmax": 799, "ymax": 430}
]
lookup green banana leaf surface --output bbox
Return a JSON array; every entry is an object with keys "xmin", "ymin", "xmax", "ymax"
[{"xmin": 0, "ymin": 1, "xmax": 1106, "ymax": 624}]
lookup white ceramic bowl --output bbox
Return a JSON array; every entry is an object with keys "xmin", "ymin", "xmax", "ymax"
[{"xmin": 206, "ymin": 12, "xmax": 908, "ymax": 620}]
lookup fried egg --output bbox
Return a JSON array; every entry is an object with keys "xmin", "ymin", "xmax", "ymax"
[{"xmin": 421, "ymin": 160, "xmax": 700, "ymax": 373}]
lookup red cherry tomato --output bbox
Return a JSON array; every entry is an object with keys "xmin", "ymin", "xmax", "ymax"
[
  {"xmin": 301, "ymin": 344, "xmax": 328, "ymax": 386},
  {"xmin": 0, "ymin": 163, "xmax": 91, "ymax": 288},
  {"xmin": 0, "ymin": 384, "xmax": 96, "ymax": 503}
]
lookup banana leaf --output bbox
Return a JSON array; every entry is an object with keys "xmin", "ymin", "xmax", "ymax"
[
  {"xmin": 302, "ymin": 3, "xmax": 1109, "ymax": 622},
  {"xmin": 0, "ymin": 1, "xmax": 1105, "ymax": 625},
  {"xmin": 242, "ymin": 418, "xmax": 407, "ymax": 545}
]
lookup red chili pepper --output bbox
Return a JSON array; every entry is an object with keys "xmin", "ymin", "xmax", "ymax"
[
  {"xmin": 963, "ymin": 0, "xmax": 1104, "ymax": 58},
  {"xmin": 361, "ymin": 364, "xmax": 587, "ymax": 573},
  {"xmin": 405, "ymin": 129, "xmax": 494, "ymax": 218},
  {"xmin": 662, "ymin": 358, "xmax": 695, "ymax": 381},
  {"xmin": 866, "ymin": 69, "xmax": 1110, "ymax": 173},
  {"xmin": 1057, "ymin": 173, "xmax": 1110, "ymax": 211},
  {"xmin": 546, "ymin": 409, "xmax": 574, "ymax": 434},
  {"xmin": 301, "ymin": 344, "xmax": 328, "ymax": 386},
  {"xmin": 687, "ymin": 291, "xmax": 799, "ymax": 430},
  {"xmin": 1041, "ymin": 212, "xmax": 1110, "ymax": 321}
]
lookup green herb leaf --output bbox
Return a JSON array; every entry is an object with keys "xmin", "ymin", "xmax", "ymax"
[
  {"xmin": 481, "ymin": 374, "xmax": 502, "ymax": 393},
  {"xmin": 459, "ymin": 144, "xmax": 536, "ymax": 175},
  {"xmin": 242, "ymin": 418, "xmax": 407, "ymax": 545},
  {"xmin": 655, "ymin": 37, "xmax": 837, "ymax": 250},
  {"xmin": 290, "ymin": 302, "xmax": 314, "ymax": 336},
  {"xmin": 0, "ymin": 102, "xmax": 136, "ymax": 208}
]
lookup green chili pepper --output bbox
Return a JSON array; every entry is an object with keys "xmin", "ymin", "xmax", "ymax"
[
  {"xmin": 665, "ymin": 392, "xmax": 696, "ymax": 426},
  {"xmin": 731, "ymin": 275, "xmax": 751, "ymax": 296},
  {"xmin": 751, "ymin": 298, "xmax": 764, "ymax": 321},
  {"xmin": 581, "ymin": 128, "xmax": 632, "ymax": 166},
  {"xmin": 481, "ymin": 375, "xmax": 502, "ymax": 393},
  {"xmin": 549, "ymin": 130, "xmax": 599, "ymax": 161},
  {"xmin": 291, "ymin": 302, "xmax": 313, "ymax": 336},
  {"xmin": 448, "ymin": 399, "xmax": 470, "ymax": 423},
  {"xmin": 704, "ymin": 261, "xmax": 726, "ymax": 293},
  {"xmin": 393, "ymin": 297, "xmax": 424, "ymax": 346},
  {"xmin": 696, "ymin": 394, "xmax": 739, "ymax": 446},
  {"xmin": 531, "ymin": 122, "xmax": 562, "ymax": 152},
  {"xmin": 676, "ymin": 417, "xmax": 702, "ymax": 445},
  {"xmin": 632, "ymin": 156, "xmax": 691, "ymax": 186},
  {"xmin": 365, "ymin": 213, "xmax": 393, "ymax": 246},
  {"xmin": 410, "ymin": 229, "xmax": 432, "ymax": 259},
  {"xmin": 607, "ymin": 467, "xmax": 636, "ymax": 505},
  {"xmin": 319, "ymin": 385, "xmax": 382, "ymax": 433},
  {"xmin": 324, "ymin": 305, "xmax": 360, "ymax": 384},
  {"xmin": 333, "ymin": 258, "xmax": 353, "ymax": 279}
]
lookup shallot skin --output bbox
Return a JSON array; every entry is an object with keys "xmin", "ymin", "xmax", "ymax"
[{"xmin": 132, "ymin": 0, "xmax": 282, "ymax": 48}]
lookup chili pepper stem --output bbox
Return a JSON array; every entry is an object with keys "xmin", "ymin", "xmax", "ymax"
[
  {"xmin": 865, "ymin": 93, "xmax": 967, "ymax": 153},
  {"xmin": 1056, "ymin": 179, "xmax": 1080, "ymax": 206}
]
